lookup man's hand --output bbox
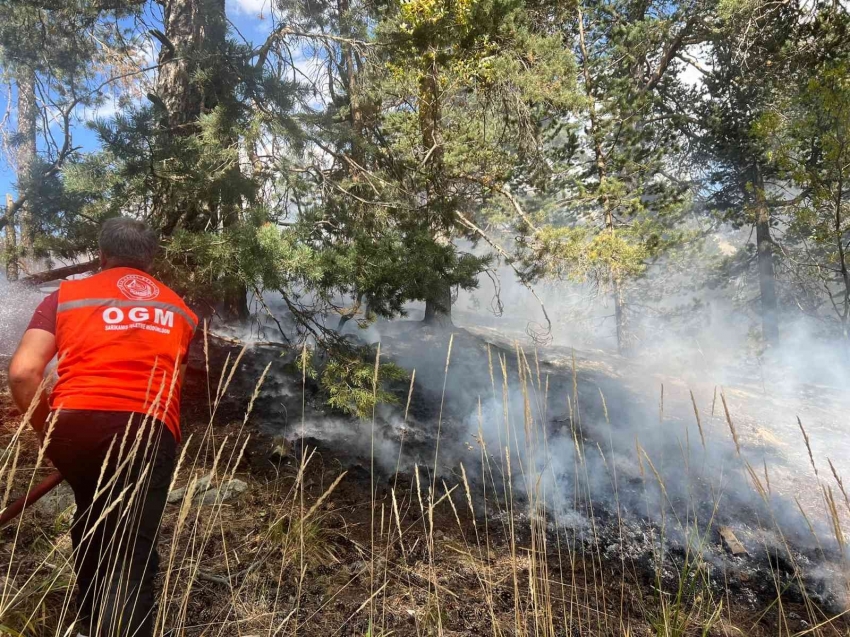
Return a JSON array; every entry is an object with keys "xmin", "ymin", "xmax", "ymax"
[{"xmin": 9, "ymin": 329, "xmax": 57, "ymax": 433}]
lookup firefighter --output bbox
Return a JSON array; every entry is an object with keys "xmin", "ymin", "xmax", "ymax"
[{"xmin": 8, "ymin": 217, "xmax": 197, "ymax": 637}]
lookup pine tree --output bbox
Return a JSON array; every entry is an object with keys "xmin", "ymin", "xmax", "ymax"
[
  {"xmin": 515, "ymin": 0, "xmax": 700, "ymax": 352},
  {"xmin": 66, "ymin": 0, "xmax": 279, "ymax": 319},
  {"xmin": 351, "ymin": 0, "xmax": 577, "ymax": 327},
  {"xmin": 0, "ymin": 1, "xmax": 142, "ymax": 278},
  {"xmin": 689, "ymin": 0, "xmax": 801, "ymax": 347},
  {"xmin": 760, "ymin": 3, "xmax": 850, "ymax": 337}
]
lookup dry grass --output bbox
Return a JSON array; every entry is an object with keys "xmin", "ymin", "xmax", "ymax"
[{"xmin": 1, "ymin": 334, "xmax": 849, "ymax": 637}]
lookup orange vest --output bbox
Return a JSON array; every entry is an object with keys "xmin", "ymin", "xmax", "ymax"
[{"xmin": 51, "ymin": 267, "xmax": 197, "ymax": 441}]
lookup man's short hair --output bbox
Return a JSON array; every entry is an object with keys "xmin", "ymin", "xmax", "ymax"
[{"xmin": 99, "ymin": 217, "xmax": 158, "ymax": 272}]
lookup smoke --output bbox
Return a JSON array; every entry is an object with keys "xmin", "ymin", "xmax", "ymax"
[
  {"xmin": 233, "ymin": 237, "xmax": 850, "ymax": 553},
  {"xmin": 256, "ymin": 239, "xmax": 850, "ymax": 607},
  {"xmin": 373, "ymin": 317, "xmax": 849, "ymax": 607},
  {"xmin": 187, "ymin": 231, "xmax": 850, "ymax": 576},
  {"xmin": 10, "ymin": 229, "xmax": 826, "ymax": 604},
  {"xmin": 0, "ymin": 276, "xmax": 52, "ymax": 358}
]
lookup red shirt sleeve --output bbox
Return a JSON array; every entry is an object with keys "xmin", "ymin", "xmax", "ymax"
[{"xmin": 27, "ymin": 291, "xmax": 59, "ymax": 334}]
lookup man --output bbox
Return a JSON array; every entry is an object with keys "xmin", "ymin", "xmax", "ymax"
[{"xmin": 8, "ymin": 217, "xmax": 197, "ymax": 637}]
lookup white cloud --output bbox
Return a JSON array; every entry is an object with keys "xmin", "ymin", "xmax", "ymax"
[
  {"xmin": 85, "ymin": 95, "xmax": 121, "ymax": 121},
  {"xmin": 227, "ymin": 0, "xmax": 270, "ymax": 16},
  {"xmin": 76, "ymin": 92, "xmax": 146, "ymax": 124},
  {"xmin": 226, "ymin": 0, "xmax": 274, "ymax": 35}
]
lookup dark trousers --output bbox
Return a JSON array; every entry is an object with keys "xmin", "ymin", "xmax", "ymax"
[{"xmin": 46, "ymin": 410, "xmax": 176, "ymax": 637}]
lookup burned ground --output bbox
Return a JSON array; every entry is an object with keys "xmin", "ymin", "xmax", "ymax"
[{"xmin": 175, "ymin": 324, "xmax": 850, "ymax": 634}]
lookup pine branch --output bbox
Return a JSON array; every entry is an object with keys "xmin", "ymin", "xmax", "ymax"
[
  {"xmin": 149, "ymin": 29, "xmax": 175, "ymax": 59},
  {"xmin": 641, "ymin": 16, "xmax": 698, "ymax": 95},
  {"xmin": 459, "ymin": 175, "xmax": 539, "ymax": 233},
  {"xmin": 253, "ymin": 26, "xmax": 372, "ymax": 71}
]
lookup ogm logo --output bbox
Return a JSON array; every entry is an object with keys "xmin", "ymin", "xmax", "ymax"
[
  {"xmin": 102, "ymin": 306, "xmax": 174, "ymax": 333},
  {"xmin": 117, "ymin": 274, "xmax": 160, "ymax": 300}
]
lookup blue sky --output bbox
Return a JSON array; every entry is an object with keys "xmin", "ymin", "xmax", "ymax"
[{"xmin": 0, "ymin": 0, "xmax": 279, "ymax": 199}]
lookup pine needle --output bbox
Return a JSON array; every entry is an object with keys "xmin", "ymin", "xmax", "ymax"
[{"xmin": 711, "ymin": 385, "xmax": 718, "ymax": 416}]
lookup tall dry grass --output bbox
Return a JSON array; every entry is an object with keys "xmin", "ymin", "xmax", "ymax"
[{"xmin": 0, "ymin": 330, "xmax": 849, "ymax": 636}]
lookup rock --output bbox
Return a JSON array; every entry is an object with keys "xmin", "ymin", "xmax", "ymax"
[
  {"xmin": 719, "ymin": 526, "xmax": 747, "ymax": 557},
  {"xmin": 167, "ymin": 473, "xmax": 213, "ymax": 504},
  {"xmin": 196, "ymin": 478, "xmax": 248, "ymax": 506},
  {"xmin": 33, "ymin": 481, "xmax": 75, "ymax": 519},
  {"xmin": 166, "ymin": 487, "xmax": 186, "ymax": 504},
  {"xmin": 221, "ymin": 478, "xmax": 248, "ymax": 499},
  {"xmin": 168, "ymin": 475, "xmax": 247, "ymax": 506}
]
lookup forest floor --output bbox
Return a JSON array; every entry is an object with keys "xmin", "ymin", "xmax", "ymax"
[{"xmin": 2, "ymin": 322, "xmax": 850, "ymax": 636}]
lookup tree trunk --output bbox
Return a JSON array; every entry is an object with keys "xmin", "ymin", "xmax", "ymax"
[
  {"xmin": 339, "ymin": 0, "xmax": 362, "ymax": 137},
  {"xmin": 21, "ymin": 259, "xmax": 98, "ymax": 286},
  {"xmin": 834, "ymin": 170, "xmax": 849, "ymax": 338},
  {"xmin": 418, "ymin": 65, "xmax": 443, "ymax": 181},
  {"xmin": 753, "ymin": 166, "xmax": 779, "ymax": 346},
  {"xmin": 424, "ymin": 279, "xmax": 453, "ymax": 327},
  {"xmin": 156, "ymin": 0, "xmax": 205, "ymax": 132},
  {"xmin": 613, "ymin": 279, "xmax": 626, "ymax": 352},
  {"xmin": 156, "ymin": 0, "xmax": 248, "ymax": 320},
  {"xmin": 16, "ymin": 65, "xmax": 37, "ymax": 256},
  {"xmin": 5, "ymin": 194, "xmax": 18, "ymax": 282},
  {"xmin": 224, "ymin": 285, "xmax": 249, "ymax": 320},
  {"xmin": 578, "ymin": 8, "xmax": 627, "ymax": 353},
  {"xmin": 155, "ymin": 0, "xmax": 209, "ymax": 235},
  {"xmin": 605, "ymin": 200, "xmax": 626, "ymax": 353},
  {"xmin": 152, "ymin": 0, "xmax": 225, "ymax": 236},
  {"xmin": 418, "ymin": 57, "xmax": 453, "ymax": 326}
]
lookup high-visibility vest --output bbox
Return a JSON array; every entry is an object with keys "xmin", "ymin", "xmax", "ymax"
[{"xmin": 51, "ymin": 267, "xmax": 198, "ymax": 441}]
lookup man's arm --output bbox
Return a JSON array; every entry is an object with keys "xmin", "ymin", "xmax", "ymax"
[{"xmin": 9, "ymin": 329, "xmax": 57, "ymax": 432}]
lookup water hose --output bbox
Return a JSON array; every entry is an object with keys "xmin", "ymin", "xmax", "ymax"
[{"xmin": 0, "ymin": 470, "xmax": 65, "ymax": 529}]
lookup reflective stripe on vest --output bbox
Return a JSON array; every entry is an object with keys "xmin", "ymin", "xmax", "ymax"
[{"xmin": 56, "ymin": 298, "xmax": 198, "ymax": 331}]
